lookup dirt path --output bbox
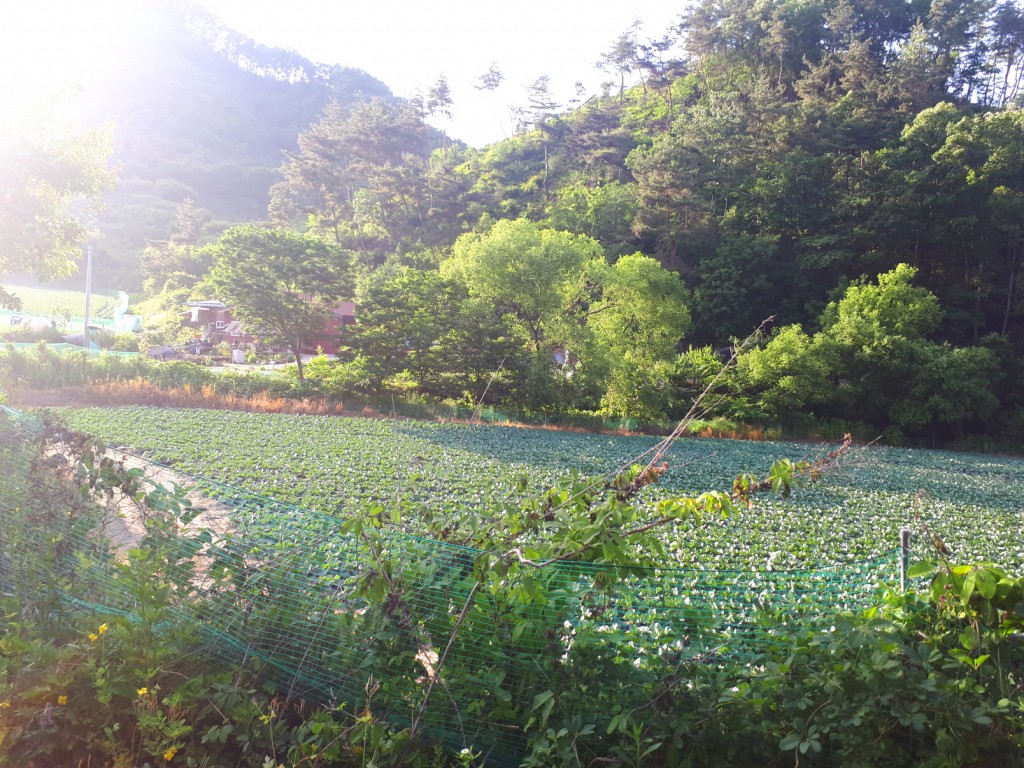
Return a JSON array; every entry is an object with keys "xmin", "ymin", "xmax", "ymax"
[
  {"xmin": 46, "ymin": 443, "xmax": 448, "ymax": 682},
  {"xmin": 93, "ymin": 453, "xmax": 236, "ymax": 556}
]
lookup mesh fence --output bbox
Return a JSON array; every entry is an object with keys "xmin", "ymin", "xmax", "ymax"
[
  {"xmin": 6, "ymin": 342, "xmax": 140, "ymax": 357},
  {"xmin": 0, "ymin": 405, "xmax": 898, "ymax": 764}
]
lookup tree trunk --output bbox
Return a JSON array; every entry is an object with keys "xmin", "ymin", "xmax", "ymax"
[
  {"xmin": 295, "ymin": 339, "xmax": 305, "ymax": 383},
  {"xmin": 1002, "ymin": 244, "xmax": 1019, "ymax": 336},
  {"xmin": 543, "ymin": 142, "xmax": 549, "ymax": 199}
]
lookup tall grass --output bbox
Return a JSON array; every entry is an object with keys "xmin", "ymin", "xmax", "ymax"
[{"xmin": 14, "ymin": 379, "xmax": 344, "ymax": 415}]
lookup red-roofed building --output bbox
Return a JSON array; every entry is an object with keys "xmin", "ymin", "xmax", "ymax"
[
  {"xmin": 182, "ymin": 299, "xmax": 355, "ymax": 354},
  {"xmin": 181, "ymin": 301, "xmax": 257, "ymax": 347},
  {"xmin": 306, "ymin": 301, "xmax": 356, "ymax": 354}
]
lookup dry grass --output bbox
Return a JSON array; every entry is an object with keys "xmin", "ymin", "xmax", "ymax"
[
  {"xmin": 490, "ymin": 418, "xmax": 610, "ymax": 435},
  {"xmin": 689, "ymin": 424, "xmax": 772, "ymax": 441},
  {"xmin": 10, "ymin": 380, "xmax": 777, "ymax": 442},
  {"xmin": 10, "ymin": 379, "xmax": 344, "ymax": 416}
]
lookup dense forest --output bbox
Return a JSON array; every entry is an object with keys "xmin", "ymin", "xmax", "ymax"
[{"xmin": 66, "ymin": 0, "xmax": 1024, "ymax": 443}]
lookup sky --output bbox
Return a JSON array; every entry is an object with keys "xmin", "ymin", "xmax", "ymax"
[
  {"xmin": 0, "ymin": 0, "xmax": 686, "ymax": 147},
  {"xmin": 197, "ymin": 0, "xmax": 686, "ymax": 145}
]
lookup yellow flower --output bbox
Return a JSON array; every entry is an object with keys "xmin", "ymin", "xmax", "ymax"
[
  {"xmin": 88, "ymin": 633, "xmax": 98, "ymax": 642},
  {"xmin": 137, "ymin": 687, "xmax": 148, "ymax": 696},
  {"xmin": 57, "ymin": 695, "xmax": 68, "ymax": 706},
  {"xmin": 0, "ymin": 701, "xmax": 10, "ymax": 708},
  {"xmin": 164, "ymin": 745, "xmax": 177, "ymax": 761},
  {"xmin": 98, "ymin": 623, "xmax": 108, "ymax": 635}
]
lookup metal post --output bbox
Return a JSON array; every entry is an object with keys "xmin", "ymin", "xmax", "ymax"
[
  {"xmin": 899, "ymin": 527, "xmax": 911, "ymax": 592},
  {"xmin": 83, "ymin": 246, "xmax": 93, "ymax": 346}
]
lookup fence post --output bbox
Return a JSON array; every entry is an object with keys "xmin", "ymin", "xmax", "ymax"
[{"xmin": 899, "ymin": 527, "xmax": 911, "ymax": 592}]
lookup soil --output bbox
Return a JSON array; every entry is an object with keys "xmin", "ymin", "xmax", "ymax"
[{"xmin": 96, "ymin": 453, "xmax": 236, "ymax": 557}]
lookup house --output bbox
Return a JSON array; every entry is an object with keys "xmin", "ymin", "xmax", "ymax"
[
  {"xmin": 304, "ymin": 301, "xmax": 356, "ymax": 355},
  {"xmin": 181, "ymin": 301, "xmax": 256, "ymax": 347},
  {"xmin": 181, "ymin": 299, "xmax": 355, "ymax": 353}
]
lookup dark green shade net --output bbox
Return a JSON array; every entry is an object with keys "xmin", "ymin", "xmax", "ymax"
[{"xmin": 0, "ymin": 405, "xmax": 897, "ymax": 765}]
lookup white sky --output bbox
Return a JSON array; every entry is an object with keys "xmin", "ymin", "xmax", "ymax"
[
  {"xmin": 0, "ymin": 0, "xmax": 686, "ymax": 147},
  {"xmin": 199, "ymin": 0, "xmax": 687, "ymax": 146}
]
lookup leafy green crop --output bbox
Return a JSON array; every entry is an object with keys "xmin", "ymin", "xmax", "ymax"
[
  {"xmin": 55, "ymin": 407, "xmax": 1024, "ymax": 571},
  {"xmin": 3, "ymin": 285, "xmax": 120, "ymax": 320}
]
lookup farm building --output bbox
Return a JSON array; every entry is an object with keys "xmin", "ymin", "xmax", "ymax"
[{"xmin": 182, "ymin": 300, "xmax": 355, "ymax": 353}]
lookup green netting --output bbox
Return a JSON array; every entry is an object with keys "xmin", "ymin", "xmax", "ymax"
[
  {"xmin": 348, "ymin": 400, "xmax": 643, "ymax": 432},
  {"xmin": 0, "ymin": 406, "xmax": 899, "ymax": 765},
  {"xmin": 6, "ymin": 342, "xmax": 140, "ymax": 357}
]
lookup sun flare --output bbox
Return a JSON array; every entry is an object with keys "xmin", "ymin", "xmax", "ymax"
[{"xmin": 0, "ymin": 1, "xmax": 144, "ymax": 122}]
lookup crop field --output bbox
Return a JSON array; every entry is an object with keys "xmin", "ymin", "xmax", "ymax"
[
  {"xmin": 2, "ymin": 285, "xmax": 119, "ymax": 319},
  {"xmin": 56, "ymin": 406, "xmax": 1024, "ymax": 571}
]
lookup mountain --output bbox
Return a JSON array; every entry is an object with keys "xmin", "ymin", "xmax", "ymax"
[{"xmin": 78, "ymin": 1, "xmax": 394, "ymax": 290}]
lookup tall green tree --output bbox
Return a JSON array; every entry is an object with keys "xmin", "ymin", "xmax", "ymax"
[
  {"xmin": 738, "ymin": 264, "xmax": 1001, "ymax": 438},
  {"xmin": 269, "ymin": 97, "xmax": 431, "ymax": 261},
  {"xmin": 442, "ymin": 219, "xmax": 612, "ymax": 411},
  {"xmin": 424, "ymin": 74, "xmax": 453, "ymax": 120},
  {"xmin": 206, "ymin": 225, "xmax": 353, "ymax": 382},
  {"xmin": 985, "ymin": 1, "xmax": 1024, "ymax": 106},
  {"xmin": 590, "ymin": 253, "xmax": 691, "ymax": 420},
  {"xmin": 598, "ymin": 22, "xmax": 646, "ymax": 104},
  {"xmin": 347, "ymin": 263, "xmax": 464, "ymax": 391},
  {"xmin": 442, "ymin": 219, "xmax": 602, "ymax": 351},
  {"xmin": 139, "ymin": 198, "xmax": 213, "ymax": 293},
  {"xmin": 929, "ymin": 107, "xmax": 1024, "ymax": 338},
  {"xmin": 0, "ymin": 118, "xmax": 111, "ymax": 308},
  {"xmin": 545, "ymin": 179, "xmax": 639, "ymax": 257},
  {"xmin": 347, "ymin": 261, "xmax": 521, "ymax": 401}
]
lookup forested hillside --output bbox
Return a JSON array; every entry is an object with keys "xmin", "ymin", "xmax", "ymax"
[
  {"xmin": 255, "ymin": 0, "xmax": 1024, "ymax": 345},
  {"xmin": 78, "ymin": 0, "xmax": 1024, "ymax": 443},
  {"xmin": 80, "ymin": 0, "xmax": 394, "ymax": 287}
]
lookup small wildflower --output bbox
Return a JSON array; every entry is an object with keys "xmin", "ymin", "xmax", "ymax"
[
  {"xmin": 164, "ymin": 745, "xmax": 177, "ymax": 761},
  {"xmin": 57, "ymin": 695, "xmax": 68, "ymax": 706},
  {"xmin": 98, "ymin": 623, "xmax": 108, "ymax": 635},
  {"xmin": 0, "ymin": 701, "xmax": 10, "ymax": 708},
  {"xmin": 88, "ymin": 633, "xmax": 98, "ymax": 642},
  {"xmin": 137, "ymin": 687, "xmax": 149, "ymax": 696}
]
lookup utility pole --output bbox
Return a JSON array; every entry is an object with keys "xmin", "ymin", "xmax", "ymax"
[{"xmin": 83, "ymin": 245, "xmax": 93, "ymax": 346}]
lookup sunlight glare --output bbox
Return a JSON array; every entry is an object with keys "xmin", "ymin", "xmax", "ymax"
[{"xmin": 0, "ymin": 1, "xmax": 143, "ymax": 126}]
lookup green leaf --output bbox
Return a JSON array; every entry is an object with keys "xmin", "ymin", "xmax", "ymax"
[
  {"xmin": 958, "ymin": 629, "xmax": 977, "ymax": 651},
  {"xmin": 975, "ymin": 568, "xmax": 997, "ymax": 599},
  {"xmin": 640, "ymin": 742, "xmax": 663, "ymax": 758},
  {"xmin": 970, "ymin": 707, "xmax": 993, "ymax": 725},
  {"xmin": 962, "ymin": 570, "xmax": 977, "ymax": 604},
  {"xmin": 779, "ymin": 733, "xmax": 802, "ymax": 751},
  {"xmin": 531, "ymin": 690, "xmax": 554, "ymax": 711},
  {"xmin": 906, "ymin": 561, "xmax": 935, "ymax": 578},
  {"xmin": 606, "ymin": 712, "xmax": 628, "ymax": 735}
]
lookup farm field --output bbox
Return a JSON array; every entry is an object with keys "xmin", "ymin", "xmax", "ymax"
[
  {"xmin": 56, "ymin": 406, "xmax": 1024, "ymax": 571},
  {"xmin": 2, "ymin": 284, "xmax": 120, "ymax": 319}
]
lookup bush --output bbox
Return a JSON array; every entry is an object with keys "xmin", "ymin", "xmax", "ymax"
[
  {"xmin": 113, "ymin": 333, "xmax": 141, "ymax": 352},
  {"xmin": 299, "ymin": 354, "xmax": 376, "ymax": 399},
  {"xmin": 0, "ymin": 324, "xmax": 64, "ymax": 344}
]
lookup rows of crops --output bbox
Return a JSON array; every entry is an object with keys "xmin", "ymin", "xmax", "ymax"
[
  {"xmin": 3, "ymin": 285, "xmax": 119, "ymax": 319},
  {"xmin": 56, "ymin": 406, "xmax": 1024, "ymax": 571}
]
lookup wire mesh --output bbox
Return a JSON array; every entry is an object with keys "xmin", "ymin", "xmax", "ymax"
[{"xmin": 0, "ymin": 405, "xmax": 897, "ymax": 765}]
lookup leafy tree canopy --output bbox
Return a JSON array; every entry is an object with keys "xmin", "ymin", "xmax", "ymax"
[
  {"xmin": 205, "ymin": 225, "xmax": 354, "ymax": 381},
  {"xmin": 442, "ymin": 219, "xmax": 604, "ymax": 350},
  {"xmin": 0, "ymin": 116, "xmax": 112, "ymax": 309},
  {"xmin": 821, "ymin": 263, "xmax": 942, "ymax": 346}
]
